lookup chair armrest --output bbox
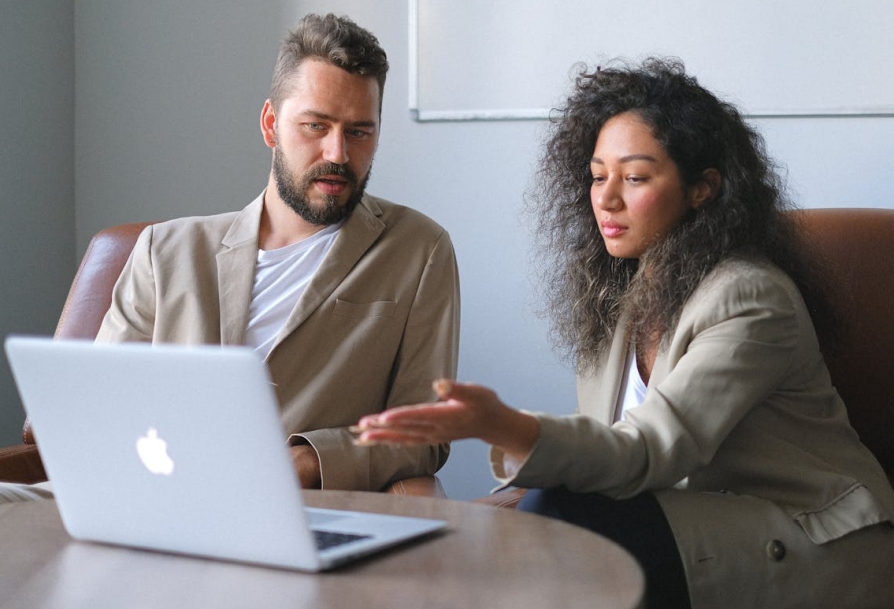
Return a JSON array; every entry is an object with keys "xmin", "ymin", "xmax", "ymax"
[
  {"xmin": 0, "ymin": 444, "xmax": 47, "ymax": 484},
  {"xmin": 473, "ymin": 487, "xmax": 527, "ymax": 509},
  {"xmin": 383, "ymin": 475, "xmax": 446, "ymax": 498}
]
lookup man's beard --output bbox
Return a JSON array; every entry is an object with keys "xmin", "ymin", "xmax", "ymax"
[{"xmin": 272, "ymin": 147, "xmax": 370, "ymax": 226}]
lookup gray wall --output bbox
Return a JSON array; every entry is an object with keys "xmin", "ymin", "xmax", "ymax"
[
  {"xmin": 73, "ymin": 0, "xmax": 276, "ymax": 238},
  {"xmin": 3, "ymin": 1, "xmax": 893, "ymax": 499},
  {"xmin": 0, "ymin": 1, "xmax": 75, "ymax": 445}
]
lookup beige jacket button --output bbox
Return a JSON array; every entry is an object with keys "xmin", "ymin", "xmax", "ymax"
[{"xmin": 766, "ymin": 539, "xmax": 786, "ymax": 561}]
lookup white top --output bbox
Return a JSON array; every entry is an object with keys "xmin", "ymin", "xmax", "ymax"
[
  {"xmin": 615, "ymin": 348, "xmax": 647, "ymax": 421},
  {"xmin": 244, "ymin": 224, "xmax": 341, "ymax": 358}
]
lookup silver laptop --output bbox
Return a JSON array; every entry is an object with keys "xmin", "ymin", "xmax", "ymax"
[{"xmin": 3, "ymin": 335, "xmax": 446, "ymax": 571}]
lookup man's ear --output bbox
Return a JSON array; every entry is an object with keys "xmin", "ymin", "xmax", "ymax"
[
  {"xmin": 260, "ymin": 99, "xmax": 277, "ymax": 149},
  {"xmin": 690, "ymin": 168, "xmax": 722, "ymax": 209}
]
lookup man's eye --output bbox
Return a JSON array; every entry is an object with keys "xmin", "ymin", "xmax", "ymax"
[{"xmin": 348, "ymin": 129, "xmax": 371, "ymax": 138}]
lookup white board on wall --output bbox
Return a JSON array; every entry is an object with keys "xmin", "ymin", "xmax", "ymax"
[{"xmin": 410, "ymin": 0, "xmax": 894, "ymax": 121}]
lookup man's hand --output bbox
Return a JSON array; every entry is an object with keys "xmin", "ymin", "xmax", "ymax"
[{"xmin": 290, "ymin": 444, "xmax": 322, "ymax": 489}]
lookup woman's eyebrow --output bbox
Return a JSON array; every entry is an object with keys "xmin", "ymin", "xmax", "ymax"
[{"xmin": 591, "ymin": 154, "xmax": 659, "ymax": 165}]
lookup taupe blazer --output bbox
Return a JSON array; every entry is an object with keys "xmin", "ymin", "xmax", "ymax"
[
  {"xmin": 494, "ymin": 256, "xmax": 894, "ymax": 608},
  {"xmin": 97, "ymin": 193, "xmax": 460, "ymax": 492}
]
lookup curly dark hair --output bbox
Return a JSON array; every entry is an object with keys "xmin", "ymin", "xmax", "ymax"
[
  {"xmin": 528, "ymin": 57, "xmax": 834, "ymax": 371},
  {"xmin": 270, "ymin": 13, "xmax": 389, "ymax": 112}
]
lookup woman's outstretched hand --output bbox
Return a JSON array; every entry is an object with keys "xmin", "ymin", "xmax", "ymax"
[{"xmin": 352, "ymin": 380, "xmax": 540, "ymax": 461}]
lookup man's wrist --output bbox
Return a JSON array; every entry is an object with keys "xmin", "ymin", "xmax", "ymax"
[{"xmin": 290, "ymin": 443, "xmax": 322, "ymax": 489}]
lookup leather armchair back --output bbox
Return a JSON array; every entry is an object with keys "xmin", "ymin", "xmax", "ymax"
[
  {"xmin": 55, "ymin": 223, "xmax": 152, "ymax": 341},
  {"xmin": 793, "ymin": 208, "xmax": 894, "ymax": 485}
]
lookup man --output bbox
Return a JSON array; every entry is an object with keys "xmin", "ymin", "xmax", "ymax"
[{"xmin": 1, "ymin": 13, "xmax": 458, "ymax": 501}]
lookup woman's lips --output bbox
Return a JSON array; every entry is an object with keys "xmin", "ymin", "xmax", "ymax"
[{"xmin": 601, "ymin": 221, "xmax": 626, "ymax": 238}]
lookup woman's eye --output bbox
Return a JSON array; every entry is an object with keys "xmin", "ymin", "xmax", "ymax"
[{"xmin": 591, "ymin": 175, "xmax": 605, "ymax": 184}]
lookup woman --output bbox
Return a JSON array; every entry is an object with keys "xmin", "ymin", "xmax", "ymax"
[{"xmin": 354, "ymin": 59, "xmax": 894, "ymax": 608}]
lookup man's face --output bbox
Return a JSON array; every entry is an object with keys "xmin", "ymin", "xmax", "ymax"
[{"xmin": 266, "ymin": 59, "xmax": 380, "ymax": 226}]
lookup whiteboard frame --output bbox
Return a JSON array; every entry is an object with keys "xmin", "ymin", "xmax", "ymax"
[{"xmin": 408, "ymin": 0, "xmax": 894, "ymax": 122}]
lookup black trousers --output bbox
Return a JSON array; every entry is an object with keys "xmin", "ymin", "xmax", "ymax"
[{"xmin": 517, "ymin": 487, "xmax": 691, "ymax": 609}]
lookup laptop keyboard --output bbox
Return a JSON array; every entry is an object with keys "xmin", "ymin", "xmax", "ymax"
[{"xmin": 312, "ymin": 529, "xmax": 372, "ymax": 551}]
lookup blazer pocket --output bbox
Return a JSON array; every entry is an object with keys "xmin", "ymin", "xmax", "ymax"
[
  {"xmin": 794, "ymin": 483, "xmax": 891, "ymax": 544},
  {"xmin": 333, "ymin": 298, "xmax": 397, "ymax": 319}
]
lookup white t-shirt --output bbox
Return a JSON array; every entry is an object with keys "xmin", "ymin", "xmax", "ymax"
[
  {"xmin": 615, "ymin": 348, "xmax": 648, "ymax": 421},
  {"xmin": 244, "ymin": 223, "xmax": 341, "ymax": 358}
]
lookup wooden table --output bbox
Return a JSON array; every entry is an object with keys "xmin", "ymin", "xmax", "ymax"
[{"xmin": 0, "ymin": 491, "xmax": 644, "ymax": 609}]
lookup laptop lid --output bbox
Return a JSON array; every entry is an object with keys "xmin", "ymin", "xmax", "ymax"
[{"xmin": 4, "ymin": 336, "xmax": 446, "ymax": 571}]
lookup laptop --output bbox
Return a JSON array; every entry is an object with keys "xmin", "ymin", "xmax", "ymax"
[{"xmin": 3, "ymin": 335, "xmax": 447, "ymax": 571}]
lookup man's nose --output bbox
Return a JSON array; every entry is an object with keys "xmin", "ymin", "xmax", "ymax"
[{"xmin": 322, "ymin": 130, "xmax": 349, "ymax": 165}]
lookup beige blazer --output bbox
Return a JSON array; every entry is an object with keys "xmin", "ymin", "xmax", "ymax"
[
  {"xmin": 494, "ymin": 256, "xmax": 894, "ymax": 608},
  {"xmin": 97, "ymin": 193, "xmax": 460, "ymax": 492}
]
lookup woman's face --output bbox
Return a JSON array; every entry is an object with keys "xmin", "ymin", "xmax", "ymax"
[{"xmin": 589, "ymin": 112, "xmax": 702, "ymax": 259}]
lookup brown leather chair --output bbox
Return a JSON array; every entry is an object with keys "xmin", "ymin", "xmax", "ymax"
[
  {"xmin": 478, "ymin": 207, "xmax": 894, "ymax": 508},
  {"xmin": 0, "ymin": 222, "xmax": 444, "ymax": 498}
]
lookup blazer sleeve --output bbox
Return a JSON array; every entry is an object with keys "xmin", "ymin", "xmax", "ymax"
[
  {"xmin": 95, "ymin": 225, "xmax": 157, "ymax": 343},
  {"xmin": 497, "ymin": 262, "xmax": 804, "ymax": 498}
]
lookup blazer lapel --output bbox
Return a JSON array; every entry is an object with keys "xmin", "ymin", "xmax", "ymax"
[
  {"xmin": 576, "ymin": 311, "xmax": 632, "ymax": 423},
  {"xmin": 271, "ymin": 196, "xmax": 385, "ymax": 348},
  {"xmin": 217, "ymin": 195, "xmax": 263, "ymax": 346}
]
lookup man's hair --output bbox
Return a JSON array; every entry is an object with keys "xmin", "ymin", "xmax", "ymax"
[
  {"xmin": 270, "ymin": 13, "xmax": 389, "ymax": 111},
  {"xmin": 528, "ymin": 57, "xmax": 835, "ymax": 370}
]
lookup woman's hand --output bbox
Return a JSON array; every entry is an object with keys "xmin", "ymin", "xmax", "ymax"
[{"xmin": 352, "ymin": 380, "xmax": 540, "ymax": 461}]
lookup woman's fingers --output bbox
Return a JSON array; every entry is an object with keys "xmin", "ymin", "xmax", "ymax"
[
  {"xmin": 352, "ymin": 421, "xmax": 444, "ymax": 447},
  {"xmin": 351, "ymin": 380, "xmax": 503, "ymax": 446},
  {"xmin": 353, "ymin": 404, "xmax": 466, "ymax": 446}
]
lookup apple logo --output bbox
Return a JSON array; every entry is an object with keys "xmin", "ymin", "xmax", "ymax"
[{"xmin": 136, "ymin": 428, "xmax": 175, "ymax": 475}]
